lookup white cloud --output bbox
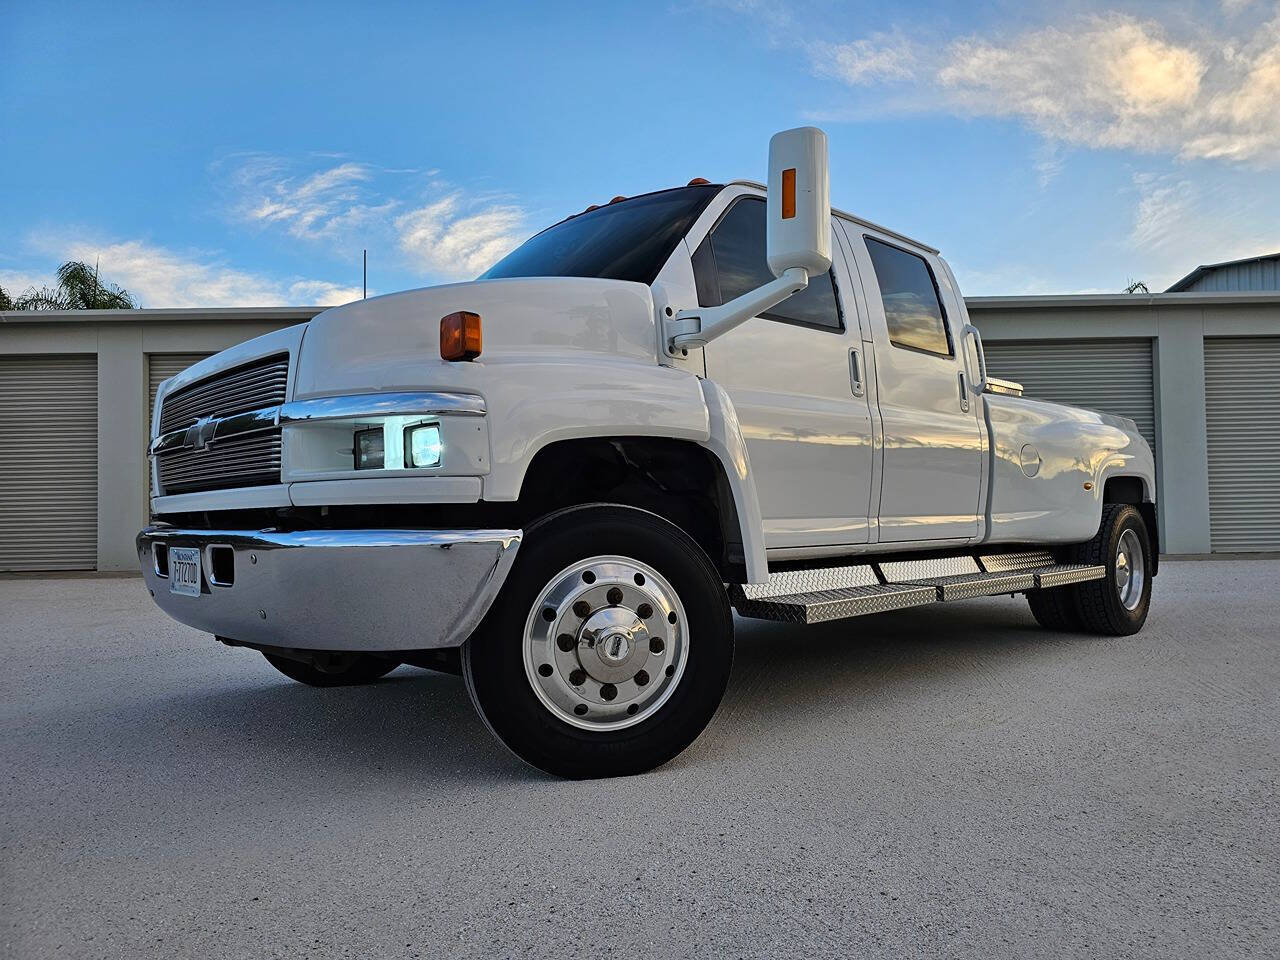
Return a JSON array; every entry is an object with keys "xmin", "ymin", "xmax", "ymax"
[
  {"xmin": 1127, "ymin": 171, "xmax": 1275, "ymax": 288},
  {"xmin": 809, "ymin": 11, "xmax": 1280, "ymax": 165},
  {"xmin": 228, "ymin": 154, "xmax": 529, "ymax": 280},
  {"xmin": 395, "ymin": 194, "xmax": 528, "ymax": 279},
  {"xmin": 235, "ymin": 158, "xmax": 390, "ymax": 241},
  {"xmin": 23, "ymin": 235, "xmax": 364, "ymax": 308},
  {"xmin": 812, "ymin": 33, "xmax": 918, "ymax": 85}
]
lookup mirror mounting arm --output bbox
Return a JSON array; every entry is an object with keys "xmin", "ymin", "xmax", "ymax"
[{"xmin": 666, "ymin": 266, "xmax": 809, "ymax": 353}]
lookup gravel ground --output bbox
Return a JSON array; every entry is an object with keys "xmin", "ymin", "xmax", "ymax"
[{"xmin": 2, "ymin": 560, "xmax": 1277, "ymax": 959}]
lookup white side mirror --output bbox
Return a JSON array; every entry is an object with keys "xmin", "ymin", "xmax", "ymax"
[
  {"xmin": 767, "ymin": 127, "xmax": 831, "ymax": 278},
  {"xmin": 665, "ymin": 126, "xmax": 832, "ymax": 353}
]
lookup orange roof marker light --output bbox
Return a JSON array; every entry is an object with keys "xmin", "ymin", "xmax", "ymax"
[
  {"xmin": 687, "ymin": 177, "xmax": 710, "ymax": 186},
  {"xmin": 609, "ymin": 195, "xmax": 627, "ymax": 204},
  {"xmin": 441, "ymin": 311, "xmax": 482, "ymax": 361}
]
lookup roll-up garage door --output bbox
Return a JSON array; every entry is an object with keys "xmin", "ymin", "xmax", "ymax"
[
  {"xmin": 147, "ymin": 354, "xmax": 210, "ymax": 436},
  {"xmin": 1204, "ymin": 337, "xmax": 1280, "ymax": 552},
  {"xmin": 981, "ymin": 339, "xmax": 1157, "ymax": 453},
  {"xmin": 0, "ymin": 354, "xmax": 98, "ymax": 571}
]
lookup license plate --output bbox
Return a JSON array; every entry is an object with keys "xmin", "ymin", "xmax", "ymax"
[{"xmin": 169, "ymin": 546, "xmax": 202, "ymax": 596}]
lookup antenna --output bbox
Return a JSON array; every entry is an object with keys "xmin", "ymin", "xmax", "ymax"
[{"xmin": 363, "ymin": 249, "xmax": 367, "ymax": 299}]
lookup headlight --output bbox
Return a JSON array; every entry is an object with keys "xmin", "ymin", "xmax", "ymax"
[
  {"xmin": 406, "ymin": 424, "xmax": 442, "ymax": 468},
  {"xmin": 354, "ymin": 427, "xmax": 385, "ymax": 469}
]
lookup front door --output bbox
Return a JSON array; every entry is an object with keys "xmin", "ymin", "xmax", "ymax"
[
  {"xmin": 846, "ymin": 227, "xmax": 984, "ymax": 542},
  {"xmin": 698, "ymin": 195, "xmax": 875, "ymax": 550}
]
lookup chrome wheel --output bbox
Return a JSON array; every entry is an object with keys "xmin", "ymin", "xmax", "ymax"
[
  {"xmin": 1115, "ymin": 528, "xmax": 1145, "ymax": 611},
  {"xmin": 522, "ymin": 555, "xmax": 688, "ymax": 732}
]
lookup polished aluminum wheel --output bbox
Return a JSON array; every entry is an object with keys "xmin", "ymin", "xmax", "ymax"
[
  {"xmin": 1115, "ymin": 528, "xmax": 1145, "ymax": 611},
  {"xmin": 522, "ymin": 555, "xmax": 688, "ymax": 731}
]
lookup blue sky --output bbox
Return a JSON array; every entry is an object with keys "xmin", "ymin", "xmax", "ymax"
[{"xmin": 2, "ymin": 0, "xmax": 1278, "ymax": 306}]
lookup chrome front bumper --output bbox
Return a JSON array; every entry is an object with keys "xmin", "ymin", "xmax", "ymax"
[{"xmin": 137, "ymin": 527, "xmax": 521, "ymax": 651}]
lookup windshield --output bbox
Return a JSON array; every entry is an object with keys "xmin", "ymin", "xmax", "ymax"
[{"xmin": 481, "ymin": 185, "xmax": 720, "ymax": 285}]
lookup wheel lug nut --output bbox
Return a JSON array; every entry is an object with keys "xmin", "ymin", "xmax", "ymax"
[
  {"xmin": 606, "ymin": 587, "xmax": 624, "ymax": 606},
  {"xmin": 637, "ymin": 602, "xmax": 653, "ymax": 619},
  {"xmin": 573, "ymin": 600, "xmax": 591, "ymax": 618},
  {"xmin": 556, "ymin": 633, "xmax": 575, "ymax": 652},
  {"xmin": 649, "ymin": 637, "xmax": 664, "ymax": 653},
  {"xmin": 600, "ymin": 683, "xmax": 618, "ymax": 701},
  {"xmin": 634, "ymin": 669, "xmax": 649, "ymax": 686},
  {"xmin": 569, "ymin": 668, "xmax": 587, "ymax": 686}
]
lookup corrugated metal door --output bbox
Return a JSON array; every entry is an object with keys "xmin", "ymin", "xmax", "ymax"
[
  {"xmin": 0, "ymin": 354, "xmax": 99, "ymax": 571},
  {"xmin": 981, "ymin": 339, "xmax": 1157, "ymax": 452},
  {"xmin": 1205, "ymin": 337, "xmax": 1280, "ymax": 552},
  {"xmin": 147, "ymin": 354, "xmax": 210, "ymax": 435}
]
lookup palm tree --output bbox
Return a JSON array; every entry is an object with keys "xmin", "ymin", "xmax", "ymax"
[{"xmin": 4, "ymin": 260, "xmax": 137, "ymax": 310}]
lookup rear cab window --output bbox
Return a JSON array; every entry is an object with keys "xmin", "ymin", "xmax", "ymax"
[
  {"xmin": 863, "ymin": 237, "xmax": 952, "ymax": 357},
  {"xmin": 691, "ymin": 196, "xmax": 843, "ymax": 332}
]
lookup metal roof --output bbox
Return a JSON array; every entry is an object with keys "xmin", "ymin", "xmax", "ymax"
[
  {"xmin": 965, "ymin": 291, "xmax": 1280, "ymax": 309},
  {"xmin": 1166, "ymin": 252, "xmax": 1280, "ymax": 292},
  {"xmin": 0, "ymin": 306, "xmax": 325, "ymax": 325}
]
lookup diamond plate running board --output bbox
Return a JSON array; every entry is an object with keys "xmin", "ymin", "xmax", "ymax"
[
  {"xmin": 732, "ymin": 583, "xmax": 937, "ymax": 624},
  {"xmin": 1033, "ymin": 564, "xmax": 1106, "ymax": 589},
  {"xmin": 902, "ymin": 570, "xmax": 1038, "ymax": 601},
  {"xmin": 730, "ymin": 553, "xmax": 1109, "ymax": 625}
]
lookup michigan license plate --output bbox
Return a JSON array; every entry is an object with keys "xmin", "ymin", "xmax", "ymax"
[{"xmin": 169, "ymin": 546, "xmax": 202, "ymax": 596}]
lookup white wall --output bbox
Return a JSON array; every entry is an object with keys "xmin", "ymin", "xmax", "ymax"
[{"xmin": 3, "ymin": 293, "xmax": 1277, "ymax": 568}]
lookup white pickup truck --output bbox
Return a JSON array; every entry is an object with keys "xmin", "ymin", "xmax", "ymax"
[{"xmin": 139, "ymin": 128, "xmax": 1156, "ymax": 778}]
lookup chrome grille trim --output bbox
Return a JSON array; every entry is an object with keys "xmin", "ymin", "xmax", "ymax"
[
  {"xmin": 158, "ymin": 354, "xmax": 289, "ymax": 434},
  {"xmin": 157, "ymin": 433, "xmax": 283, "ymax": 494},
  {"xmin": 155, "ymin": 354, "xmax": 289, "ymax": 494}
]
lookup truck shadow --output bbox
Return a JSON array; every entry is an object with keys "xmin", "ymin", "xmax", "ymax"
[{"xmin": 146, "ymin": 595, "xmax": 1089, "ymax": 785}]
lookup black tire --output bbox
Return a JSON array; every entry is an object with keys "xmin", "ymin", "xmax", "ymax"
[
  {"xmin": 1063, "ymin": 503, "xmax": 1153, "ymax": 636},
  {"xmin": 1026, "ymin": 585, "xmax": 1084, "ymax": 632},
  {"xmin": 261, "ymin": 651, "xmax": 398, "ymax": 687},
  {"xmin": 462, "ymin": 504, "xmax": 734, "ymax": 779}
]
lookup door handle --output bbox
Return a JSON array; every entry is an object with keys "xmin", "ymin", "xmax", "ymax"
[
  {"xmin": 849, "ymin": 348, "xmax": 864, "ymax": 397},
  {"xmin": 958, "ymin": 371, "xmax": 970, "ymax": 413}
]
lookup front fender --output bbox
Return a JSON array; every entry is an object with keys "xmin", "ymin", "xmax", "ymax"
[{"xmin": 482, "ymin": 362, "xmax": 769, "ymax": 584}]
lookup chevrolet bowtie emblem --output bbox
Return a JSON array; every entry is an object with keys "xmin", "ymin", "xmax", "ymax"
[{"xmin": 184, "ymin": 416, "xmax": 218, "ymax": 452}]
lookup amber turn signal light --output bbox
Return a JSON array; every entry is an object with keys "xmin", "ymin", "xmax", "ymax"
[{"xmin": 441, "ymin": 311, "xmax": 482, "ymax": 361}]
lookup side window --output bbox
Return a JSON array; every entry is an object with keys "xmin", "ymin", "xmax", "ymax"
[
  {"xmin": 691, "ymin": 197, "xmax": 843, "ymax": 332},
  {"xmin": 864, "ymin": 237, "xmax": 952, "ymax": 357}
]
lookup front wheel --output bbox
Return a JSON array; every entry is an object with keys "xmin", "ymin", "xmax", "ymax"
[{"xmin": 463, "ymin": 505, "xmax": 734, "ymax": 779}]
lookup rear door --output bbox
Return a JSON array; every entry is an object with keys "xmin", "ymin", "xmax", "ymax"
[
  {"xmin": 844, "ymin": 226, "xmax": 985, "ymax": 542},
  {"xmin": 698, "ymin": 194, "xmax": 875, "ymax": 550}
]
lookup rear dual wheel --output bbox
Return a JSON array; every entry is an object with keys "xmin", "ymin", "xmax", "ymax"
[
  {"xmin": 463, "ymin": 505, "xmax": 733, "ymax": 779},
  {"xmin": 1027, "ymin": 503, "xmax": 1152, "ymax": 636}
]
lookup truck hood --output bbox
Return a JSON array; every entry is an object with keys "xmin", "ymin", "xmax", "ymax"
[{"xmin": 292, "ymin": 276, "xmax": 659, "ymax": 400}]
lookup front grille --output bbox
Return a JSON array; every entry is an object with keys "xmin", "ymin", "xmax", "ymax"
[
  {"xmin": 159, "ymin": 354, "xmax": 289, "ymax": 434},
  {"xmin": 155, "ymin": 354, "xmax": 289, "ymax": 495},
  {"xmin": 158, "ymin": 433, "xmax": 283, "ymax": 494}
]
